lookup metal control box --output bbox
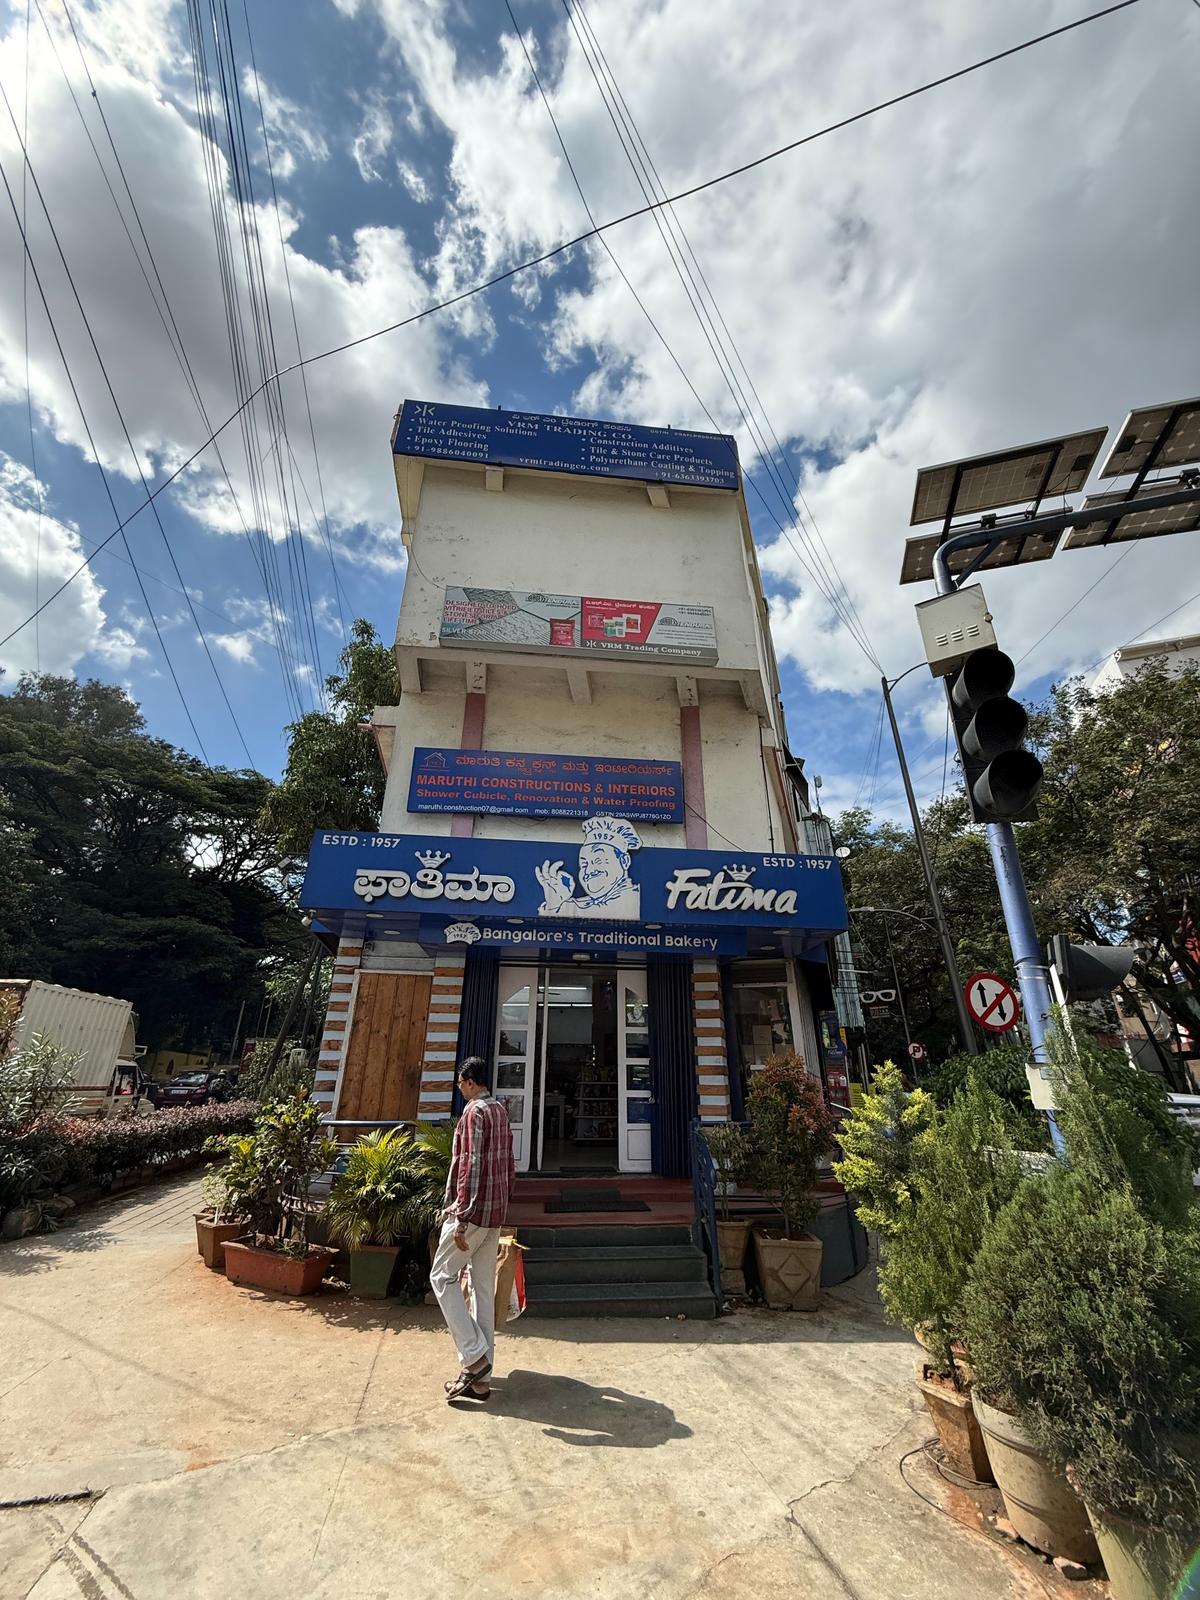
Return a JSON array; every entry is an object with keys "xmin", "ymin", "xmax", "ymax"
[{"xmin": 915, "ymin": 584, "xmax": 996, "ymax": 677}]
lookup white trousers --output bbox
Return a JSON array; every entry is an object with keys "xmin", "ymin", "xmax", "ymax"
[{"xmin": 430, "ymin": 1219, "xmax": 500, "ymax": 1369}]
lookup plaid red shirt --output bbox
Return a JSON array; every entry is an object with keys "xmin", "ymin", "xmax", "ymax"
[{"xmin": 444, "ymin": 1093, "xmax": 515, "ymax": 1229}]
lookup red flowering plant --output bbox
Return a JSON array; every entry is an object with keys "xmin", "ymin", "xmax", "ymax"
[{"xmin": 745, "ymin": 1051, "xmax": 836, "ymax": 1238}]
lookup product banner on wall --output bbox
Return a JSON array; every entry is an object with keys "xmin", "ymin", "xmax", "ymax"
[
  {"xmin": 408, "ymin": 747, "xmax": 684, "ymax": 824},
  {"xmin": 439, "ymin": 588, "xmax": 719, "ymax": 665},
  {"xmin": 301, "ymin": 821, "xmax": 847, "ymax": 947},
  {"xmin": 393, "ymin": 398, "xmax": 739, "ymax": 490}
]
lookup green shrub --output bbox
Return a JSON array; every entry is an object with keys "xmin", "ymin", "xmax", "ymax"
[
  {"xmin": 324, "ymin": 1128, "xmax": 418, "ymax": 1250},
  {"xmin": 206, "ymin": 1093, "xmax": 337, "ymax": 1255},
  {"xmin": 832, "ymin": 1060, "xmax": 934, "ymax": 1235},
  {"xmin": 702, "ymin": 1122, "xmax": 751, "ymax": 1222},
  {"xmin": 926, "ymin": 1041, "xmax": 1046, "ymax": 1141}
]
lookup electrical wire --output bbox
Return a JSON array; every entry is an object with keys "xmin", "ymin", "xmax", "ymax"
[
  {"xmin": 0, "ymin": 79, "xmax": 256, "ymax": 767},
  {"xmin": 565, "ymin": 0, "xmax": 881, "ymax": 671},
  {"xmin": 20, "ymin": 0, "xmax": 42, "ymax": 673},
  {"xmin": 0, "ymin": 0, "xmax": 1143, "ymax": 650}
]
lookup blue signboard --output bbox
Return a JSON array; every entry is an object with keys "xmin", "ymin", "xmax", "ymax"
[
  {"xmin": 393, "ymin": 399, "xmax": 739, "ymax": 491},
  {"xmin": 416, "ymin": 919, "xmax": 745, "ymax": 957},
  {"xmin": 301, "ymin": 824, "xmax": 847, "ymax": 950},
  {"xmin": 408, "ymin": 747, "xmax": 684, "ymax": 825}
]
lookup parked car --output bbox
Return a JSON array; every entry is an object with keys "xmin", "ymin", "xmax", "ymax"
[{"xmin": 150, "ymin": 1071, "xmax": 215, "ymax": 1108}]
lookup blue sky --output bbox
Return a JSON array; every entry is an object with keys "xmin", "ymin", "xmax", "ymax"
[{"xmin": 1, "ymin": 0, "xmax": 1197, "ymax": 814}]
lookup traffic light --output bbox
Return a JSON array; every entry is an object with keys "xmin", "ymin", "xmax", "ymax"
[
  {"xmin": 1046, "ymin": 936, "xmax": 1136, "ymax": 1003},
  {"xmin": 946, "ymin": 646, "xmax": 1043, "ymax": 822}
]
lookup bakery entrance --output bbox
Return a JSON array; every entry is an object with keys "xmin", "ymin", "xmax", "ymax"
[{"xmin": 494, "ymin": 965, "xmax": 652, "ymax": 1175}]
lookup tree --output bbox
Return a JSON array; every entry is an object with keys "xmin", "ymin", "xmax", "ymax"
[
  {"xmin": 261, "ymin": 619, "xmax": 398, "ymax": 856},
  {"xmin": 0, "ymin": 673, "xmax": 301, "ymax": 1049}
]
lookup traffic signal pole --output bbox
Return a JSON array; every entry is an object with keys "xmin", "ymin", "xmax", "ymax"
[
  {"xmin": 931, "ymin": 560, "xmax": 1064, "ymax": 1153},
  {"xmin": 881, "ymin": 673, "xmax": 979, "ymax": 1056}
]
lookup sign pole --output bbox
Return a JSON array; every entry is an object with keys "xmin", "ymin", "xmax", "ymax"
[{"xmin": 881, "ymin": 674, "xmax": 978, "ymax": 1055}]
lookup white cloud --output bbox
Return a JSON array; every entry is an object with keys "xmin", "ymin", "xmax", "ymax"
[
  {"xmin": 211, "ymin": 630, "xmax": 259, "ymax": 664},
  {"xmin": 352, "ymin": 94, "xmax": 393, "ymax": 182},
  {"xmin": 396, "ymin": 160, "xmax": 430, "ymax": 202},
  {"xmin": 0, "ymin": 452, "xmax": 142, "ymax": 677},
  {"xmin": 242, "ymin": 67, "xmax": 330, "ymax": 182}
]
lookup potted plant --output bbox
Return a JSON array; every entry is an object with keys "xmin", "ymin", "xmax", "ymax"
[
  {"xmin": 195, "ymin": 1133, "xmax": 256, "ymax": 1270},
  {"xmin": 215, "ymin": 1093, "xmax": 340, "ymax": 1296},
  {"xmin": 746, "ymin": 1052, "xmax": 835, "ymax": 1310},
  {"xmin": 963, "ymin": 1035, "xmax": 1200, "ymax": 1589},
  {"xmin": 702, "ymin": 1122, "xmax": 752, "ymax": 1294},
  {"xmin": 323, "ymin": 1128, "xmax": 418, "ymax": 1298}
]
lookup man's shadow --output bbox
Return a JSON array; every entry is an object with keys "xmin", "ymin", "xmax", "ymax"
[{"xmin": 481, "ymin": 1370, "xmax": 691, "ymax": 1448}]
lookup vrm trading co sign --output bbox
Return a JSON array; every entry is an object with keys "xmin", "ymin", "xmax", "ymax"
[{"xmin": 300, "ymin": 819, "xmax": 848, "ymax": 950}]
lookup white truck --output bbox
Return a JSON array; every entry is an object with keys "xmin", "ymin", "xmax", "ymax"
[{"xmin": 0, "ymin": 979, "xmax": 150, "ymax": 1117}]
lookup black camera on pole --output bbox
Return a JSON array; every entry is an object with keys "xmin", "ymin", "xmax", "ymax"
[{"xmin": 946, "ymin": 646, "xmax": 1043, "ymax": 823}]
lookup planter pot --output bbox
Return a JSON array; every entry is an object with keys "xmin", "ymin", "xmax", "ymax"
[
  {"xmin": 971, "ymin": 1393, "xmax": 1099, "ymax": 1564},
  {"xmin": 1084, "ymin": 1500, "xmax": 1199, "ymax": 1600},
  {"xmin": 752, "ymin": 1229, "xmax": 823, "ymax": 1310},
  {"xmin": 194, "ymin": 1213, "xmax": 245, "ymax": 1271},
  {"xmin": 222, "ymin": 1238, "xmax": 336, "ymax": 1296},
  {"xmin": 349, "ymin": 1245, "xmax": 402, "ymax": 1299},
  {"xmin": 916, "ymin": 1366, "xmax": 992, "ymax": 1484},
  {"xmin": 715, "ymin": 1220, "xmax": 751, "ymax": 1295},
  {"xmin": 913, "ymin": 1324, "xmax": 976, "ymax": 1386}
]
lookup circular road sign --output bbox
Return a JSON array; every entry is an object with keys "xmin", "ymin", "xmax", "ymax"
[
  {"xmin": 907, "ymin": 1042, "xmax": 926, "ymax": 1061},
  {"xmin": 965, "ymin": 972, "xmax": 1021, "ymax": 1033}
]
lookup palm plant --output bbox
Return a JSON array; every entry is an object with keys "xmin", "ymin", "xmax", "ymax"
[
  {"xmin": 324, "ymin": 1129, "xmax": 418, "ymax": 1250},
  {"xmin": 396, "ymin": 1121, "xmax": 456, "ymax": 1241}
]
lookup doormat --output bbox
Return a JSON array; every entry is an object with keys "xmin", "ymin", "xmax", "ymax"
[{"xmin": 545, "ymin": 1189, "xmax": 651, "ymax": 1214}]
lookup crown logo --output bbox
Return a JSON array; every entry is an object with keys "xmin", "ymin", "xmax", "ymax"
[
  {"xmin": 725, "ymin": 864, "xmax": 756, "ymax": 882},
  {"xmin": 415, "ymin": 848, "xmax": 451, "ymax": 870}
]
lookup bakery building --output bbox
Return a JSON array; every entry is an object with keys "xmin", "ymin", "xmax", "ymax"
[{"xmin": 301, "ymin": 399, "xmax": 850, "ymax": 1184}]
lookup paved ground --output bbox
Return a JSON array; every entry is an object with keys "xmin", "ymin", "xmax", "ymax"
[{"xmin": 0, "ymin": 1174, "xmax": 1099, "ymax": 1600}]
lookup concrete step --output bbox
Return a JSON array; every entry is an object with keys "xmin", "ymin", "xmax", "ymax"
[
  {"xmin": 525, "ymin": 1244, "xmax": 708, "ymax": 1286},
  {"xmin": 525, "ymin": 1280, "xmax": 717, "ymax": 1319},
  {"xmin": 519, "ymin": 1224, "xmax": 694, "ymax": 1250}
]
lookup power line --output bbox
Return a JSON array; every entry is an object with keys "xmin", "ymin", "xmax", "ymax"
[
  {"xmin": 20, "ymin": 0, "xmax": 42, "ymax": 673},
  {"xmin": 0, "ymin": 0, "xmax": 1142, "ymax": 650},
  {"xmin": 0, "ymin": 76, "xmax": 257, "ymax": 767}
]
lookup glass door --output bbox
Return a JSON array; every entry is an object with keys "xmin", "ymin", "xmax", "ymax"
[
  {"xmin": 494, "ymin": 967, "xmax": 538, "ymax": 1172},
  {"xmin": 618, "ymin": 969, "xmax": 652, "ymax": 1173}
]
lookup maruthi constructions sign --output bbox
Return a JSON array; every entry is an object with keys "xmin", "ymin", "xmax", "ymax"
[{"xmin": 439, "ymin": 588, "xmax": 719, "ymax": 666}]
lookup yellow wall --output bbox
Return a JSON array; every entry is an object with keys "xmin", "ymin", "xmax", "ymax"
[{"xmin": 144, "ymin": 1049, "xmax": 210, "ymax": 1082}]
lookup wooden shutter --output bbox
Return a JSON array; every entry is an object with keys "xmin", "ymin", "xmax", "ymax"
[{"xmin": 338, "ymin": 973, "xmax": 433, "ymax": 1123}]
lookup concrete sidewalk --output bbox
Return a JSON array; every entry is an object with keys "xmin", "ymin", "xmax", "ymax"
[{"xmin": 0, "ymin": 1174, "xmax": 1094, "ymax": 1599}]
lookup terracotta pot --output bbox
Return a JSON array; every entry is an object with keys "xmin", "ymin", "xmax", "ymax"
[
  {"xmin": 349, "ymin": 1245, "xmax": 401, "ymax": 1299},
  {"xmin": 194, "ymin": 1213, "xmax": 245, "ymax": 1271},
  {"xmin": 913, "ymin": 1324, "xmax": 976, "ymax": 1385},
  {"xmin": 915, "ymin": 1365, "xmax": 992, "ymax": 1484},
  {"xmin": 715, "ymin": 1219, "xmax": 751, "ymax": 1295},
  {"xmin": 752, "ymin": 1229, "xmax": 823, "ymax": 1310},
  {"xmin": 971, "ymin": 1393, "xmax": 1099, "ymax": 1564},
  {"xmin": 223, "ymin": 1238, "xmax": 336, "ymax": 1296}
]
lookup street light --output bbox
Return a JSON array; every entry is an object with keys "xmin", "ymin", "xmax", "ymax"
[{"xmin": 896, "ymin": 396, "xmax": 1200, "ymax": 1155}]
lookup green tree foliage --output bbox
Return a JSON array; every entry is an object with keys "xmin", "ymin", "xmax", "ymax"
[
  {"xmin": 832, "ymin": 1060, "xmax": 935, "ymax": 1233},
  {"xmin": 0, "ymin": 673, "xmax": 300, "ymax": 1049},
  {"xmin": 927, "ymin": 1041, "xmax": 1046, "ymax": 1142},
  {"xmin": 834, "ymin": 662, "xmax": 1200, "ymax": 1078},
  {"xmin": 261, "ymin": 619, "xmax": 398, "ymax": 856}
]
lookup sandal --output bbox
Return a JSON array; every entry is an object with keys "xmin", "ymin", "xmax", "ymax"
[{"xmin": 445, "ymin": 1362, "xmax": 492, "ymax": 1400}]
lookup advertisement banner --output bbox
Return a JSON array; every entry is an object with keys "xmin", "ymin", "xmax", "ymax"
[
  {"xmin": 416, "ymin": 918, "xmax": 745, "ymax": 957},
  {"xmin": 439, "ymin": 587, "xmax": 718, "ymax": 665},
  {"xmin": 301, "ymin": 821, "xmax": 847, "ymax": 947},
  {"xmin": 393, "ymin": 398, "xmax": 739, "ymax": 491},
  {"xmin": 408, "ymin": 747, "xmax": 684, "ymax": 824}
]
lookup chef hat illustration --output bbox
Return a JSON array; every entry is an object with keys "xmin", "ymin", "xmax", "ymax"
[{"xmin": 582, "ymin": 815, "xmax": 642, "ymax": 855}]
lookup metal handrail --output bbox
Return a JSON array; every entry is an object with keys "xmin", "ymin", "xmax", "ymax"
[{"xmin": 690, "ymin": 1120, "xmax": 723, "ymax": 1307}]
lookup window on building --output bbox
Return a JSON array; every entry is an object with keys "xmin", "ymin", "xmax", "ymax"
[{"xmin": 730, "ymin": 961, "xmax": 797, "ymax": 1099}]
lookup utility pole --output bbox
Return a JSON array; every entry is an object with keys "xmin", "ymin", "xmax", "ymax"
[
  {"xmin": 881, "ymin": 673, "xmax": 978, "ymax": 1055},
  {"xmin": 881, "ymin": 917, "xmax": 912, "ymax": 1049}
]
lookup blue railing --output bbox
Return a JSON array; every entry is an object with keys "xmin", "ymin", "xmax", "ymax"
[{"xmin": 690, "ymin": 1119, "xmax": 723, "ymax": 1306}]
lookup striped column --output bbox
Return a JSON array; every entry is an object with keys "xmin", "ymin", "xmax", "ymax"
[
  {"xmin": 415, "ymin": 951, "xmax": 467, "ymax": 1119},
  {"xmin": 312, "ymin": 936, "xmax": 362, "ymax": 1118},
  {"xmin": 692, "ymin": 957, "xmax": 732, "ymax": 1122}
]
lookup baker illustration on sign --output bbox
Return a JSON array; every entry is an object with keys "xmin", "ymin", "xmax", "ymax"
[{"xmin": 535, "ymin": 816, "xmax": 642, "ymax": 919}]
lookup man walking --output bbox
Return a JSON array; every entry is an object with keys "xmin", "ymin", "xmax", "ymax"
[{"xmin": 431, "ymin": 1056, "xmax": 515, "ymax": 1402}]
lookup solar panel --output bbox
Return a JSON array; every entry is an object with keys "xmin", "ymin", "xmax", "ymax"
[
  {"xmin": 1062, "ymin": 486, "xmax": 1200, "ymax": 549},
  {"xmin": 900, "ymin": 528, "xmax": 1062, "ymax": 585},
  {"xmin": 910, "ymin": 428, "xmax": 1107, "ymax": 526},
  {"xmin": 1097, "ymin": 399, "xmax": 1200, "ymax": 479}
]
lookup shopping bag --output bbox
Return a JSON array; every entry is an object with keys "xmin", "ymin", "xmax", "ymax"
[{"xmin": 494, "ymin": 1233, "xmax": 527, "ymax": 1325}]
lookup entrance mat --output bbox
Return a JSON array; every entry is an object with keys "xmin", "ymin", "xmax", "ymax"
[{"xmin": 545, "ymin": 1189, "xmax": 652, "ymax": 1214}]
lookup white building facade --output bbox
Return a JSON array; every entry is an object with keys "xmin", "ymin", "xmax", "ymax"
[{"xmin": 301, "ymin": 402, "xmax": 849, "ymax": 1181}]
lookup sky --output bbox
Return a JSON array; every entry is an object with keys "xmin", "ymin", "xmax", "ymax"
[{"xmin": 0, "ymin": 0, "xmax": 1197, "ymax": 817}]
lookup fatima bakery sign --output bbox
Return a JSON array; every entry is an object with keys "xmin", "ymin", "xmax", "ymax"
[{"xmin": 301, "ymin": 818, "xmax": 848, "ymax": 939}]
